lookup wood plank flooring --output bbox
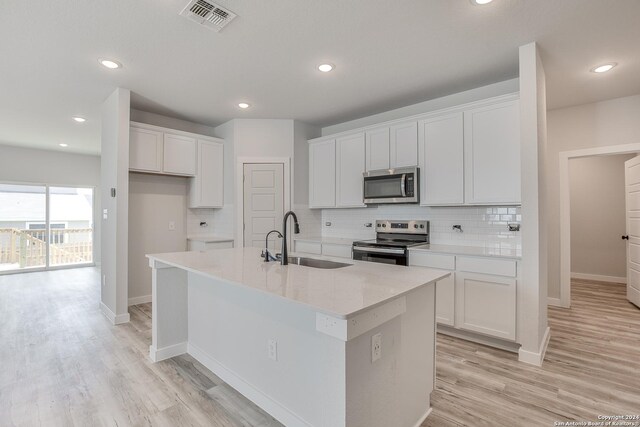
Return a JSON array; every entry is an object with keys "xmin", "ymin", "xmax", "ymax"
[{"xmin": 1, "ymin": 269, "xmax": 639, "ymax": 426}]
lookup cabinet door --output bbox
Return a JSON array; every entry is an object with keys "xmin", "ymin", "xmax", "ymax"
[
  {"xmin": 390, "ymin": 121, "xmax": 418, "ymax": 168},
  {"xmin": 163, "ymin": 133, "xmax": 197, "ymax": 176},
  {"xmin": 464, "ymin": 100, "xmax": 520, "ymax": 204},
  {"xmin": 321, "ymin": 243, "xmax": 352, "ymax": 259},
  {"xmin": 336, "ymin": 133, "xmax": 366, "ymax": 207},
  {"xmin": 309, "ymin": 140, "xmax": 336, "ymax": 208},
  {"xmin": 129, "ymin": 127, "xmax": 163, "ymax": 172},
  {"xmin": 189, "ymin": 140, "xmax": 223, "ymax": 208},
  {"xmin": 435, "ymin": 274, "xmax": 455, "ymax": 326},
  {"xmin": 419, "ymin": 113, "xmax": 464, "ymax": 205},
  {"xmin": 365, "ymin": 127, "xmax": 390, "ymax": 171},
  {"xmin": 455, "ymin": 272, "xmax": 516, "ymax": 340}
]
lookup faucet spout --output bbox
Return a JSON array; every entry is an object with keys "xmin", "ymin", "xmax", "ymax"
[{"xmin": 281, "ymin": 211, "xmax": 300, "ymax": 265}]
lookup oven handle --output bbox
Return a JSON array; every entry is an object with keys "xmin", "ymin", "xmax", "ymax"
[
  {"xmin": 353, "ymin": 246, "xmax": 406, "ymax": 255},
  {"xmin": 400, "ymin": 173, "xmax": 406, "ymax": 197}
]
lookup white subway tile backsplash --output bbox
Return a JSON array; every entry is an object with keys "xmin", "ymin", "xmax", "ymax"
[{"xmin": 321, "ymin": 205, "xmax": 521, "ymax": 249}]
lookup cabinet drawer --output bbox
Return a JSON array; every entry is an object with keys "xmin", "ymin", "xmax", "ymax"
[
  {"xmin": 322, "ymin": 243, "xmax": 352, "ymax": 259},
  {"xmin": 457, "ymin": 256, "xmax": 516, "ymax": 277},
  {"xmin": 409, "ymin": 252, "xmax": 455, "ymax": 270},
  {"xmin": 294, "ymin": 241, "xmax": 322, "ymax": 255}
]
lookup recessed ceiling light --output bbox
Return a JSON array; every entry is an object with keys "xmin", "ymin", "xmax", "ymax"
[
  {"xmin": 471, "ymin": 0, "xmax": 494, "ymax": 4},
  {"xmin": 98, "ymin": 58, "xmax": 122, "ymax": 69},
  {"xmin": 318, "ymin": 63, "xmax": 334, "ymax": 73},
  {"xmin": 590, "ymin": 63, "xmax": 617, "ymax": 73},
  {"xmin": 72, "ymin": 117, "xmax": 86, "ymax": 123},
  {"xmin": 238, "ymin": 102, "xmax": 250, "ymax": 109},
  {"xmin": 59, "ymin": 143, "xmax": 68, "ymax": 147}
]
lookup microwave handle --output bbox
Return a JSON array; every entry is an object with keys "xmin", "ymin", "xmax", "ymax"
[{"xmin": 400, "ymin": 174, "xmax": 406, "ymax": 197}]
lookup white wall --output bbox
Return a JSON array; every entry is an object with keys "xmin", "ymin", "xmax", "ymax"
[
  {"xmin": 128, "ymin": 173, "xmax": 188, "ymax": 303},
  {"xmin": 0, "ymin": 144, "xmax": 102, "ymax": 263},
  {"xmin": 570, "ymin": 154, "xmax": 634, "ymax": 280},
  {"xmin": 547, "ymin": 94, "xmax": 640, "ymax": 298},
  {"xmin": 100, "ymin": 88, "xmax": 130, "ymax": 323},
  {"xmin": 322, "ymin": 78, "xmax": 519, "ymax": 136}
]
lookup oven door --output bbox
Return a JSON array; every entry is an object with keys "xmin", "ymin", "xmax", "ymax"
[{"xmin": 352, "ymin": 246, "xmax": 408, "ymax": 266}]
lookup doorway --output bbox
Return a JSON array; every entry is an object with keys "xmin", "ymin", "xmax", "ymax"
[
  {"xmin": 0, "ymin": 183, "xmax": 94, "ymax": 273},
  {"xmin": 559, "ymin": 143, "xmax": 640, "ymax": 307}
]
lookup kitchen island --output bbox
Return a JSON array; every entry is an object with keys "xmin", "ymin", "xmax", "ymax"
[{"xmin": 147, "ymin": 247, "xmax": 449, "ymax": 427}]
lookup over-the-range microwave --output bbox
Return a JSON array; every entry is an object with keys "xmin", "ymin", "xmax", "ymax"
[{"xmin": 363, "ymin": 166, "xmax": 419, "ymax": 204}]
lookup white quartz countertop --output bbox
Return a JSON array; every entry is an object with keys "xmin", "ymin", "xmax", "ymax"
[
  {"xmin": 147, "ymin": 247, "xmax": 448, "ymax": 319},
  {"xmin": 294, "ymin": 236, "xmax": 358, "ymax": 245},
  {"xmin": 187, "ymin": 234, "xmax": 234, "ymax": 243},
  {"xmin": 409, "ymin": 243, "xmax": 521, "ymax": 259}
]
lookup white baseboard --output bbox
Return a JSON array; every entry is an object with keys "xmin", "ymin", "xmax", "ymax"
[
  {"xmin": 547, "ymin": 297, "xmax": 564, "ymax": 307},
  {"xmin": 149, "ymin": 342, "xmax": 188, "ymax": 363},
  {"xmin": 518, "ymin": 326, "xmax": 550, "ymax": 366},
  {"xmin": 437, "ymin": 325, "xmax": 520, "ymax": 353},
  {"xmin": 100, "ymin": 302, "xmax": 130, "ymax": 325},
  {"xmin": 128, "ymin": 294, "xmax": 152, "ymax": 306},
  {"xmin": 571, "ymin": 272, "xmax": 626, "ymax": 284},
  {"xmin": 412, "ymin": 408, "xmax": 433, "ymax": 427},
  {"xmin": 188, "ymin": 343, "xmax": 312, "ymax": 427}
]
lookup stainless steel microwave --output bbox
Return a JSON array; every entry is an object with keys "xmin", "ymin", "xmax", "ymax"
[{"xmin": 363, "ymin": 167, "xmax": 419, "ymax": 204}]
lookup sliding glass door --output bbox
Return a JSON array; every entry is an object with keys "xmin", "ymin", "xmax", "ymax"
[
  {"xmin": 0, "ymin": 184, "xmax": 47, "ymax": 271},
  {"xmin": 0, "ymin": 183, "xmax": 94, "ymax": 273},
  {"xmin": 49, "ymin": 186, "xmax": 94, "ymax": 267}
]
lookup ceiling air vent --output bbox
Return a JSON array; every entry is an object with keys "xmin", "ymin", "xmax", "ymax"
[{"xmin": 179, "ymin": 0, "xmax": 237, "ymax": 32}]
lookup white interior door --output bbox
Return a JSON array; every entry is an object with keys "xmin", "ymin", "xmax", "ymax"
[
  {"xmin": 625, "ymin": 156, "xmax": 640, "ymax": 308},
  {"xmin": 243, "ymin": 164, "xmax": 284, "ymax": 250}
]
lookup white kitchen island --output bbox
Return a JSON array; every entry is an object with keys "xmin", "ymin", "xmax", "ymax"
[{"xmin": 146, "ymin": 247, "xmax": 449, "ymax": 427}]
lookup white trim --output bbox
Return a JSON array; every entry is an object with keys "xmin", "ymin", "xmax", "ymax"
[
  {"xmin": 559, "ymin": 143, "xmax": 640, "ymax": 308},
  {"xmin": 235, "ymin": 157, "xmax": 291, "ymax": 248},
  {"xmin": 437, "ymin": 325, "xmax": 520, "ymax": 353},
  {"xmin": 412, "ymin": 408, "xmax": 433, "ymax": 427},
  {"xmin": 100, "ymin": 302, "xmax": 130, "ymax": 325},
  {"xmin": 547, "ymin": 297, "xmax": 563, "ymax": 307},
  {"xmin": 571, "ymin": 272, "xmax": 626, "ymax": 284},
  {"xmin": 130, "ymin": 121, "xmax": 223, "ymax": 143},
  {"xmin": 128, "ymin": 294, "xmax": 152, "ymax": 306},
  {"xmin": 188, "ymin": 343, "xmax": 312, "ymax": 427},
  {"xmin": 518, "ymin": 326, "xmax": 550, "ymax": 366},
  {"xmin": 149, "ymin": 342, "xmax": 188, "ymax": 362}
]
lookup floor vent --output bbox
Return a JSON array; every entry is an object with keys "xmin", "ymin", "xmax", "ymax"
[{"xmin": 179, "ymin": 0, "xmax": 237, "ymax": 32}]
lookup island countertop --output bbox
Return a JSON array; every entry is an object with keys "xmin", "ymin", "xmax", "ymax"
[{"xmin": 147, "ymin": 247, "xmax": 449, "ymax": 319}]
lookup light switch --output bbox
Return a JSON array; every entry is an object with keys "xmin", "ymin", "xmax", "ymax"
[
  {"xmin": 168, "ymin": 221, "xmax": 176, "ymax": 231},
  {"xmin": 103, "ymin": 209, "xmax": 108, "ymax": 220}
]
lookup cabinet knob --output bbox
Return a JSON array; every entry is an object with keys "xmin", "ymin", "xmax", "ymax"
[{"xmin": 622, "ymin": 235, "xmax": 629, "ymax": 240}]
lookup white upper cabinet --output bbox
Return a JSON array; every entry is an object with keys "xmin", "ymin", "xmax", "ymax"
[
  {"xmin": 130, "ymin": 127, "xmax": 163, "ymax": 173},
  {"xmin": 390, "ymin": 121, "xmax": 418, "ymax": 168},
  {"xmin": 365, "ymin": 128, "xmax": 390, "ymax": 171},
  {"xmin": 309, "ymin": 139, "xmax": 336, "ymax": 208},
  {"xmin": 464, "ymin": 100, "xmax": 521, "ymax": 204},
  {"xmin": 189, "ymin": 139, "xmax": 224, "ymax": 208},
  {"xmin": 163, "ymin": 133, "xmax": 197, "ymax": 176},
  {"xmin": 336, "ymin": 133, "xmax": 366, "ymax": 207},
  {"xmin": 419, "ymin": 113, "xmax": 464, "ymax": 205}
]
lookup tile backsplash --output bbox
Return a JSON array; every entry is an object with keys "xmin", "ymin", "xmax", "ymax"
[{"xmin": 322, "ymin": 205, "xmax": 521, "ymax": 249}]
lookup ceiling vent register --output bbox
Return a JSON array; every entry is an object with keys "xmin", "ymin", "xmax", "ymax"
[{"xmin": 179, "ymin": 0, "xmax": 237, "ymax": 32}]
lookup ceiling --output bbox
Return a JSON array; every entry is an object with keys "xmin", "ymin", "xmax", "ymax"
[{"xmin": 1, "ymin": 0, "xmax": 639, "ymax": 155}]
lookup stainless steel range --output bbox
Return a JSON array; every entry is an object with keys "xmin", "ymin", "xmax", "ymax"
[{"xmin": 352, "ymin": 220, "xmax": 429, "ymax": 266}]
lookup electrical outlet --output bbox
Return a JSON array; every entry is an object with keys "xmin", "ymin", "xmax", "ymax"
[
  {"xmin": 102, "ymin": 275, "xmax": 106, "ymax": 288},
  {"xmin": 168, "ymin": 221, "xmax": 176, "ymax": 231},
  {"xmin": 267, "ymin": 339, "xmax": 278, "ymax": 361},
  {"xmin": 372, "ymin": 333, "xmax": 382, "ymax": 363}
]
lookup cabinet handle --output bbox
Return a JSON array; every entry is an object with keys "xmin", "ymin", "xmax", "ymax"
[{"xmin": 622, "ymin": 235, "xmax": 629, "ymax": 240}]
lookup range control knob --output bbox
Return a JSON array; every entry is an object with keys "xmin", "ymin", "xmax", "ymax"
[
  {"xmin": 414, "ymin": 224, "xmax": 418, "ymax": 228},
  {"xmin": 420, "ymin": 224, "xmax": 425, "ymax": 229},
  {"xmin": 382, "ymin": 224, "xmax": 386, "ymax": 228}
]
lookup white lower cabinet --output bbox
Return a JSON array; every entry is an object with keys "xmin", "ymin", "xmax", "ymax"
[
  {"xmin": 188, "ymin": 240, "xmax": 234, "ymax": 251},
  {"xmin": 294, "ymin": 240, "xmax": 352, "ymax": 258},
  {"xmin": 455, "ymin": 272, "xmax": 516, "ymax": 340},
  {"xmin": 410, "ymin": 251, "xmax": 518, "ymax": 342}
]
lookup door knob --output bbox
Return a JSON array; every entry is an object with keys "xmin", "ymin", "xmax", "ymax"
[{"xmin": 622, "ymin": 235, "xmax": 629, "ymax": 240}]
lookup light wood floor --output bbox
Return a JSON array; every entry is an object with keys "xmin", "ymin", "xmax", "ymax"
[{"xmin": 1, "ymin": 269, "xmax": 639, "ymax": 426}]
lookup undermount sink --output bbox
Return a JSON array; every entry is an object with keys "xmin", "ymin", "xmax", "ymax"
[{"xmin": 287, "ymin": 256, "xmax": 352, "ymax": 269}]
